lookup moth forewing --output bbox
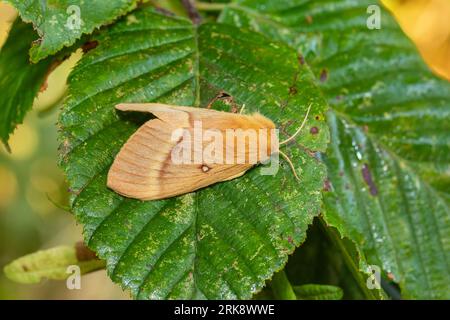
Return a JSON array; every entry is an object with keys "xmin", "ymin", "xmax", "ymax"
[
  {"xmin": 202, "ymin": 129, "xmax": 224, "ymax": 164},
  {"xmin": 107, "ymin": 103, "xmax": 277, "ymax": 200}
]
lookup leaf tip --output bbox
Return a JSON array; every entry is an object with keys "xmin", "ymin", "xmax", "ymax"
[{"xmin": 1, "ymin": 140, "xmax": 11, "ymax": 153}]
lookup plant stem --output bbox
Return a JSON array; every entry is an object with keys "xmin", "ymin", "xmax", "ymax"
[
  {"xmin": 181, "ymin": 0, "xmax": 202, "ymax": 24},
  {"xmin": 196, "ymin": 1, "xmax": 227, "ymax": 11},
  {"xmin": 271, "ymin": 270, "xmax": 297, "ymax": 300}
]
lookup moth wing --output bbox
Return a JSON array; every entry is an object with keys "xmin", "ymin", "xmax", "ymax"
[
  {"xmin": 107, "ymin": 103, "xmax": 265, "ymax": 200},
  {"xmin": 107, "ymin": 117, "xmax": 177, "ymax": 199},
  {"xmin": 222, "ymin": 169, "xmax": 247, "ymax": 181}
]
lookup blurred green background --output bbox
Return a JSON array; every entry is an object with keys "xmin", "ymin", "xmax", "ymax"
[{"xmin": 0, "ymin": 0, "xmax": 448, "ymax": 299}]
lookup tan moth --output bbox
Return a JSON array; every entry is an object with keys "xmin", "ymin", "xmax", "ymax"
[{"xmin": 107, "ymin": 103, "xmax": 311, "ymax": 200}]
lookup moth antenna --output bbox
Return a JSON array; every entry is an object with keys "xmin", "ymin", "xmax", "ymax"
[
  {"xmin": 279, "ymin": 150, "xmax": 300, "ymax": 181},
  {"xmin": 280, "ymin": 103, "xmax": 312, "ymax": 145}
]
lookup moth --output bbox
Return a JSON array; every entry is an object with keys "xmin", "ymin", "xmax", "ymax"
[{"xmin": 107, "ymin": 103, "xmax": 311, "ymax": 200}]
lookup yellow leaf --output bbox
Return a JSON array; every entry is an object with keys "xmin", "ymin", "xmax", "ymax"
[{"xmin": 382, "ymin": 0, "xmax": 450, "ymax": 80}]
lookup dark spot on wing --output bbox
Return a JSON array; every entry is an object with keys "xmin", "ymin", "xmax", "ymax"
[{"xmin": 201, "ymin": 164, "xmax": 210, "ymax": 173}]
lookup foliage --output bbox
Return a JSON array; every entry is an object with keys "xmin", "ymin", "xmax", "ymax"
[
  {"xmin": 220, "ymin": 0, "xmax": 450, "ymax": 299},
  {"xmin": 59, "ymin": 8, "xmax": 328, "ymax": 299},
  {"xmin": 1, "ymin": 0, "xmax": 448, "ymax": 300},
  {"xmin": 0, "ymin": 20, "xmax": 53, "ymax": 147},
  {"xmin": 4, "ymin": 0, "xmax": 142, "ymax": 63},
  {"xmin": 4, "ymin": 243, "xmax": 104, "ymax": 284}
]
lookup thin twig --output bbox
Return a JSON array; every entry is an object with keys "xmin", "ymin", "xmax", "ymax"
[
  {"xmin": 181, "ymin": 0, "xmax": 201, "ymax": 25},
  {"xmin": 196, "ymin": 1, "xmax": 227, "ymax": 11}
]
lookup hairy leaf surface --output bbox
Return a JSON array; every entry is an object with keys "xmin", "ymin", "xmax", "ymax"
[{"xmin": 5, "ymin": 0, "xmax": 142, "ymax": 62}]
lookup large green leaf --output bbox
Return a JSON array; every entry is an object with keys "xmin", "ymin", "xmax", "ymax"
[
  {"xmin": 59, "ymin": 8, "xmax": 329, "ymax": 299},
  {"xmin": 5, "ymin": 0, "xmax": 142, "ymax": 63},
  {"xmin": 220, "ymin": 0, "xmax": 450, "ymax": 299},
  {"xmin": 0, "ymin": 19, "xmax": 53, "ymax": 148}
]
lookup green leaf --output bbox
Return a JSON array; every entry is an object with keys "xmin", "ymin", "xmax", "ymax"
[
  {"xmin": 220, "ymin": 0, "xmax": 450, "ymax": 299},
  {"xmin": 0, "ymin": 19, "xmax": 53, "ymax": 148},
  {"xmin": 294, "ymin": 284, "xmax": 343, "ymax": 300},
  {"xmin": 59, "ymin": 8, "xmax": 329, "ymax": 299},
  {"xmin": 285, "ymin": 217, "xmax": 383, "ymax": 299},
  {"xmin": 270, "ymin": 270, "xmax": 296, "ymax": 300},
  {"xmin": 3, "ymin": 243, "xmax": 105, "ymax": 284},
  {"xmin": 5, "ymin": 0, "xmax": 142, "ymax": 63}
]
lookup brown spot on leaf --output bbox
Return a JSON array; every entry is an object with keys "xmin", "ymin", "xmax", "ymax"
[
  {"xmin": 305, "ymin": 15, "xmax": 313, "ymax": 24},
  {"xmin": 22, "ymin": 265, "xmax": 29, "ymax": 272},
  {"xmin": 82, "ymin": 40, "xmax": 99, "ymax": 53},
  {"xmin": 67, "ymin": 187, "xmax": 81, "ymax": 196},
  {"xmin": 289, "ymin": 86, "xmax": 298, "ymax": 95},
  {"xmin": 287, "ymin": 236, "xmax": 294, "ymax": 245},
  {"xmin": 310, "ymin": 126, "xmax": 319, "ymax": 135},
  {"xmin": 75, "ymin": 241, "xmax": 98, "ymax": 261},
  {"xmin": 298, "ymin": 54, "xmax": 305, "ymax": 65},
  {"xmin": 362, "ymin": 163, "xmax": 378, "ymax": 196},
  {"xmin": 323, "ymin": 178, "xmax": 331, "ymax": 192},
  {"xmin": 320, "ymin": 69, "xmax": 328, "ymax": 82}
]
